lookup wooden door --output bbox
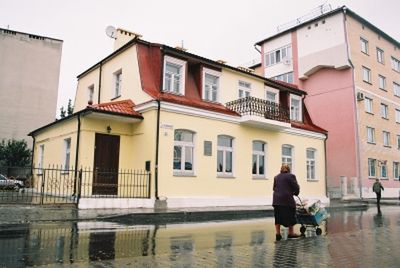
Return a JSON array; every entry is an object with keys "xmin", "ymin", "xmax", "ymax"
[{"xmin": 93, "ymin": 133, "xmax": 120, "ymax": 195}]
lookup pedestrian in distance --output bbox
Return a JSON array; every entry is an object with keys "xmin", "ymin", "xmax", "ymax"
[
  {"xmin": 273, "ymin": 164, "xmax": 301, "ymax": 241},
  {"xmin": 372, "ymin": 178, "xmax": 384, "ymax": 213}
]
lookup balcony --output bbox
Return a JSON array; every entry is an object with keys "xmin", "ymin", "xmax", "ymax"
[{"xmin": 226, "ymin": 96, "xmax": 291, "ymax": 130}]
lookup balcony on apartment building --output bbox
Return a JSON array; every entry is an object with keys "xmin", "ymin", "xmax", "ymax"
[{"xmin": 226, "ymin": 96, "xmax": 291, "ymax": 130}]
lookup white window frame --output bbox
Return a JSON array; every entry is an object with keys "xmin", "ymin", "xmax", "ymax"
[
  {"xmin": 265, "ymin": 87, "xmax": 279, "ymax": 103},
  {"xmin": 264, "ymin": 44, "xmax": 292, "ymax": 67},
  {"xmin": 113, "ymin": 69, "xmax": 122, "ymax": 98},
  {"xmin": 367, "ymin": 127, "xmax": 375, "ymax": 144},
  {"xmin": 290, "ymin": 94, "xmax": 302, "ymax": 121},
  {"xmin": 38, "ymin": 144, "xmax": 44, "ymax": 175},
  {"xmin": 380, "ymin": 103, "xmax": 389, "ymax": 119},
  {"xmin": 380, "ymin": 161, "xmax": 388, "ymax": 179},
  {"xmin": 63, "ymin": 138, "xmax": 71, "ymax": 171},
  {"xmin": 362, "ymin": 66, "xmax": 371, "ymax": 83},
  {"xmin": 282, "ymin": 144, "xmax": 294, "ymax": 171},
  {"xmin": 252, "ymin": 141, "xmax": 266, "ymax": 179},
  {"xmin": 306, "ymin": 148, "xmax": 317, "ymax": 180},
  {"xmin": 392, "ymin": 57, "xmax": 400, "ymax": 72},
  {"xmin": 217, "ymin": 135, "xmax": 234, "ymax": 177},
  {"xmin": 360, "ymin": 37, "xmax": 369, "ymax": 54},
  {"xmin": 378, "ymin": 75, "xmax": 386, "ymax": 90},
  {"xmin": 368, "ymin": 158, "xmax": 376, "ymax": 178},
  {"xmin": 393, "ymin": 162, "xmax": 400, "ymax": 180},
  {"xmin": 396, "ymin": 109, "xmax": 400, "ymax": 123},
  {"xmin": 173, "ymin": 129, "xmax": 195, "ymax": 175},
  {"xmin": 163, "ymin": 56, "xmax": 186, "ymax": 95},
  {"xmin": 273, "ymin": 72, "xmax": 294, "ymax": 83},
  {"xmin": 88, "ymin": 84, "xmax": 94, "ymax": 104},
  {"xmin": 393, "ymin": 82, "xmax": 400, "ymax": 97},
  {"xmin": 383, "ymin": 131, "xmax": 391, "ymax": 147},
  {"xmin": 202, "ymin": 68, "xmax": 221, "ymax": 103},
  {"xmin": 376, "ymin": 48, "xmax": 384, "ymax": 64},
  {"xmin": 364, "ymin": 97, "xmax": 373, "ymax": 113},
  {"xmin": 238, "ymin": 80, "xmax": 251, "ymax": 98}
]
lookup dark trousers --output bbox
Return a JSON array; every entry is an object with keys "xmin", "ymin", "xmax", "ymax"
[{"xmin": 376, "ymin": 192, "xmax": 381, "ymax": 204}]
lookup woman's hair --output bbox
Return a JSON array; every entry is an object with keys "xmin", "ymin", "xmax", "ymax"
[{"xmin": 280, "ymin": 164, "xmax": 291, "ymax": 173}]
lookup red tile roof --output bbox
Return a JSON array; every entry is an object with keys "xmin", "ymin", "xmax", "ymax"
[{"xmin": 88, "ymin": 99, "xmax": 143, "ymax": 118}]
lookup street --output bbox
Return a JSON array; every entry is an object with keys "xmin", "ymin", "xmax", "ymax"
[{"xmin": 0, "ymin": 205, "xmax": 399, "ymax": 267}]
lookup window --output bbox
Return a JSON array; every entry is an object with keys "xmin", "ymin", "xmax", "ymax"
[
  {"xmin": 364, "ymin": 97, "xmax": 373, "ymax": 113},
  {"xmin": 378, "ymin": 75, "xmax": 386, "ymax": 90},
  {"xmin": 376, "ymin": 48, "xmax": 384, "ymax": 64},
  {"xmin": 88, "ymin": 85, "xmax": 94, "ymax": 104},
  {"xmin": 396, "ymin": 109, "xmax": 400, "ymax": 123},
  {"xmin": 306, "ymin": 148, "xmax": 316, "ymax": 180},
  {"xmin": 265, "ymin": 88, "xmax": 279, "ymax": 103},
  {"xmin": 63, "ymin": 138, "xmax": 71, "ymax": 171},
  {"xmin": 163, "ymin": 56, "xmax": 186, "ymax": 94},
  {"xmin": 217, "ymin": 135, "xmax": 233, "ymax": 176},
  {"xmin": 397, "ymin": 135, "xmax": 400, "ymax": 150},
  {"xmin": 366, "ymin": 127, "xmax": 375, "ymax": 143},
  {"xmin": 113, "ymin": 69, "xmax": 122, "ymax": 98},
  {"xmin": 383, "ymin": 131, "xmax": 390, "ymax": 147},
  {"xmin": 368, "ymin": 158, "xmax": 376, "ymax": 177},
  {"xmin": 265, "ymin": 44, "xmax": 292, "ymax": 67},
  {"xmin": 290, "ymin": 95, "xmax": 302, "ymax": 121},
  {"xmin": 360, "ymin": 38, "xmax": 368, "ymax": 54},
  {"xmin": 380, "ymin": 161, "xmax": 388, "ymax": 179},
  {"xmin": 238, "ymin": 80, "xmax": 251, "ymax": 98},
  {"xmin": 282, "ymin": 145, "xmax": 293, "ymax": 171},
  {"xmin": 394, "ymin": 82, "xmax": 400, "ymax": 97},
  {"xmin": 203, "ymin": 69, "xmax": 220, "ymax": 102},
  {"xmin": 252, "ymin": 141, "xmax": 266, "ymax": 178},
  {"xmin": 362, "ymin": 66, "xmax": 371, "ymax": 83},
  {"xmin": 393, "ymin": 162, "xmax": 400, "ymax": 180},
  {"xmin": 173, "ymin": 130, "xmax": 194, "ymax": 174},
  {"xmin": 392, "ymin": 57, "xmax": 400, "ymax": 72},
  {"xmin": 380, "ymin": 103, "xmax": 389, "ymax": 119},
  {"xmin": 38, "ymin": 144, "xmax": 44, "ymax": 174},
  {"xmin": 273, "ymin": 72, "xmax": 294, "ymax": 83}
]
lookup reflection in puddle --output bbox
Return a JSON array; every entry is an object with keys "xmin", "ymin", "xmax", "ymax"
[{"xmin": 0, "ymin": 206, "xmax": 398, "ymax": 266}]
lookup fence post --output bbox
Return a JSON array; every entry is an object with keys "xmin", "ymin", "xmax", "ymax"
[
  {"xmin": 77, "ymin": 169, "xmax": 83, "ymax": 205},
  {"xmin": 148, "ymin": 172, "xmax": 151, "ymax": 198},
  {"xmin": 40, "ymin": 170, "xmax": 46, "ymax": 205}
]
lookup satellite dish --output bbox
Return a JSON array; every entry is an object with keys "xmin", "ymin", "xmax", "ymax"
[{"xmin": 105, "ymin": 25, "xmax": 117, "ymax": 39}]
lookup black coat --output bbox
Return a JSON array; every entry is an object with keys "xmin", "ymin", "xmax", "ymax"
[{"xmin": 272, "ymin": 172, "xmax": 300, "ymax": 208}]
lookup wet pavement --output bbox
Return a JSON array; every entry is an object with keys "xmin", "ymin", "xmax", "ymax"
[{"xmin": 0, "ymin": 204, "xmax": 399, "ymax": 267}]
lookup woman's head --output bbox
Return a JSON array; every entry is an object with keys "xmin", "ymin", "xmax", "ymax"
[{"xmin": 280, "ymin": 164, "xmax": 291, "ymax": 173}]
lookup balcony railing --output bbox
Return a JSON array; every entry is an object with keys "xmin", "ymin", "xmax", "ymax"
[{"xmin": 226, "ymin": 96, "xmax": 290, "ymax": 123}]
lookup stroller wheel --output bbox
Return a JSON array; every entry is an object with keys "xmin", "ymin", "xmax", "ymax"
[
  {"xmin": 316, "ymin": 228, "xmax": 322, "ymax": 235},
  {"xmin": 300, "ymin": 226, "xmax": 306, "ymax": 234}
]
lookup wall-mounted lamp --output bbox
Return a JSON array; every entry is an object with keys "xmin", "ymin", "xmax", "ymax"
[{"xmin": 106, "ymin": 125, "xmax": 112, "ymax": 133}]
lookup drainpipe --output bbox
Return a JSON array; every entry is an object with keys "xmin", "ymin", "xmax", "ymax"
[
  {"xmin": 31, "ymin": 136, "xmax": 36, "ymax": 171},
  {"xmin": 324, "ymin": 134, "xmax": 329, "ymax": 198},
  {"xmin": 74, "ymin": 113, "xmax": 81, "ymax": 183},
  {"xmin": 343, "ymin": 7, "xmax": 362, "ymax": 199},
  {"xmin": 97, "ymin": 62, "xmax": 103, "ymax": 104},
  {"xmin": 253, "ymin": 44, "xmax": 261, "ymax": 54},
  {"xmin": 155, "ymin": 99, "xmax": 161, "ymax": 200}
]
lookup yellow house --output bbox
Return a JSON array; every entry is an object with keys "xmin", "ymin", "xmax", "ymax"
[{"xmin": 29, "ymin": 28, "xmax": 328, "ymax": 209}]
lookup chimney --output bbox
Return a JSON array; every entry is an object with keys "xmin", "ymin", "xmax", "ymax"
[{"xmin": 114, "ymin": 28, "xmax": 142, "ymax": 51}]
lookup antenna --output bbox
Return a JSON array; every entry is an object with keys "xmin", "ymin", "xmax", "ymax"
[{"xmin": 105, "ymin": 25, "xmax": 117, "ymax": 39}]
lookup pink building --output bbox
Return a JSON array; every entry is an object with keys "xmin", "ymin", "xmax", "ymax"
[{"xmin": 255, "ymin": 5, "xmax": 400, "ymax": 199}]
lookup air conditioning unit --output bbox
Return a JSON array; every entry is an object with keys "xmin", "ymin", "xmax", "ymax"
[{"xmin": 357, "ymin": 92, "xmax": 364, "ymax": 101}]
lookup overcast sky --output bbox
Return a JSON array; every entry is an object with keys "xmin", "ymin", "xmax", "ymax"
[{"xmin": 1, "ymin": 0, "xmax": 399, "ymax": 116}]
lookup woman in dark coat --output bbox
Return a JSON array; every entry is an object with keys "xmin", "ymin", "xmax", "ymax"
[{"xmin": 273, "ymin": 164, "xmax": 300, "ymax": 240}]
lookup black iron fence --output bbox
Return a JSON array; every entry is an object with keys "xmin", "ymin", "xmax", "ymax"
[
  {"xmin": 0, "ymin": 166, "xmax": 151, "ymax": 205},
  {"xmin": 226, "ymin": 96, "xmax": 290, "ymax": 123}
]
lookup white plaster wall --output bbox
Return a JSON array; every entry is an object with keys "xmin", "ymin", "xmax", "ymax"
[{"xmin": 262, "ymin": 34, "xmax": 293, "ymax": 78}]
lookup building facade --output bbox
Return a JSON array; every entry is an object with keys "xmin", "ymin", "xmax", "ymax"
[
  {"xmin": 0, "ymin": 28, "xmax": 63, "ymax": 144},
  {"xmin": 30, "ymin": 29, "xmax": 327, "ymax": 209},
  {"xmin": 256, "ymin": 6, "xmax": 400, "ymax": 198}
]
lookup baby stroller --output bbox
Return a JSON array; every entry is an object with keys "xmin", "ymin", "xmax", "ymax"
[{"xmin": 295, "ymin": 196, "xmax": 328, "ymax": 236}]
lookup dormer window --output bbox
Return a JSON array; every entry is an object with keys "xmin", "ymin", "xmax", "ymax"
[
  {"xmin": 163, "ymin": 56, "xmax": 186, "ymax": 94},
  {"xmin": 88, "ymin": 84, "xmax": 94, "ymax": 104},
  {"xmin": 203, "ymin": 68, "xmax": 220, "ymax": 102},
  {"xmin": 290, "ymin": 94, "xmax": 302, "ymax": 121},
  {"xmin": 265, "ymin": 87, "xmax": 279, "ymax": 103},
  {"xmin": 238, "ymin": 80, "xmax": 251, "ymax": 98}
]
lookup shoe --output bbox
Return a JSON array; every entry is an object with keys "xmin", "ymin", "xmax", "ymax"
[
  {"xmin": 276, "ymin": 234, "xmax": 282, "ymax": 241},
  {"xmin": 287, "ymin": 234, "xmax": 301, "ymax": 239}
]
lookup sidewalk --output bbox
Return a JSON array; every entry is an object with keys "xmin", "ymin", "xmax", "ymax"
[{"xmin": 0, "ymin": 199, "xmax": 381, "ymax": 225}]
